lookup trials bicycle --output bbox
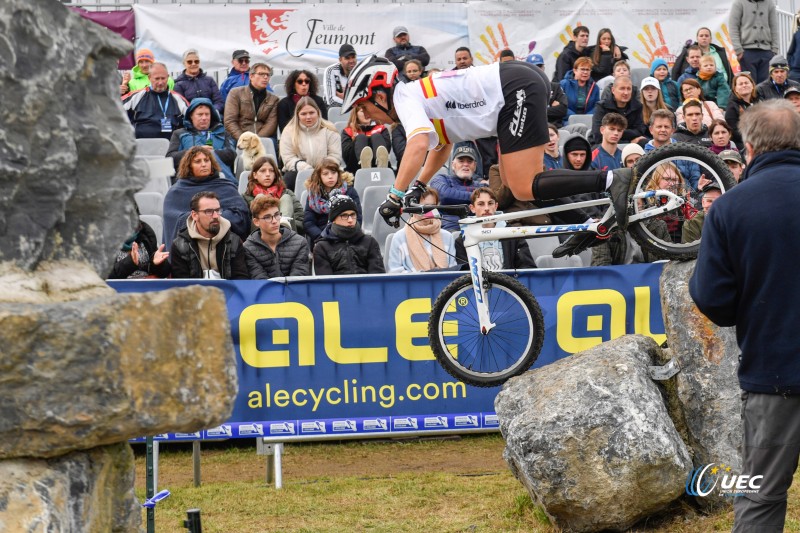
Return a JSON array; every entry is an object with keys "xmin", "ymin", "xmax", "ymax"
[{"xmin": 401, "ymin": 143, "xmax": 735, "ymax": 388}]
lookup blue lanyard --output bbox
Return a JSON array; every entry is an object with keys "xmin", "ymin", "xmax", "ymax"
[{"xmin": 155, "ymin": 93, "xmax": 169, "ymax": 118}]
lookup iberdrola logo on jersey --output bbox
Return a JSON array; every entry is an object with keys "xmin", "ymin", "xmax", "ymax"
[{"xmin": 250, "ymin": 9, "xmax": 295, "ymax": 55}]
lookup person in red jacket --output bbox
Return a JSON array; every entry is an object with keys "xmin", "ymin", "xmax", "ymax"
[{"xmin": 341, "ymin": 104, "xmax": 392, "ymax": 172}]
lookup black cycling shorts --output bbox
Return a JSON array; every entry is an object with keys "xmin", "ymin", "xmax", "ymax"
[{"xmin": 497, "ymin": 60, "xmax": 551, "ymax": 154}]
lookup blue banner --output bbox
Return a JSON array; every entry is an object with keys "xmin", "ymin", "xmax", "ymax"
[{"xmin": 111, "ymin": 263, "xmax": 665, "ymax": 442}]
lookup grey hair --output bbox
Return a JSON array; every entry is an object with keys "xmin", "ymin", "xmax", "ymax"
[
  {"xmin": 182, "ymin": 49, "xmax": 199, "ymax": 61},
  {"xmin": 740, "ymin": 100, "xmax": 800, "ymax": 156}
]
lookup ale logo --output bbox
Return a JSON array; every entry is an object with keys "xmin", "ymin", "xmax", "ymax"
[
  {"xmin": 250, "ymin": 9, "xmax": 295, "ymax": 55},
  {"xmin": 685, "ymin": 463, "xmax": 763, "ymax": 498}
]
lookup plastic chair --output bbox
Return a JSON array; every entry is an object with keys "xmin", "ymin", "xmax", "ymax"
[
  {"xmin": 140, "ymin": 215, "xmax": 163, "ymax": 247},
  {"xmin": 360, "ymin": 185, "xmax": 391, "ymax": 235},
  {"xmin": 136, "ymin": 157, "xmax": 173, "ymax": 197},
  {"xmin": 567, "ymin": 114, "xmax": 593, "ymax": 129},
  {"xmin": 135, "ymin": 138, "xmax": 169, "ymax": 157},
  {"xmin": 326, "ymin": 107, "xmax": 346, "ymax": 124},
  {"xmin": 334, "ymin": 121, "xmax": 348, "ymax": 133},
  {"xmin": 383, "ymin": 233, "xmax": 395, "ymax": 271},
  {"xmin": 133, "ymin": 191, "xmax": 164, "ymax": 217},
  {"xmin": 535, "ymin": 254, "xmax": 582, "ymax": 269},
  {"xmin": 526, "ymin": 236, "xmax": 562, "ymax": 262},
  {"xmin": 258, "ymin": 138, "xmax": 278, "ymax": 161},
  {"xmin": 294, "ymin": 168, "xmax": 314, "ymax": 197},
  {"xmin": 371, "ymin": 209, "xmax": 402, "ymax": 255},
  {"xmin": 238, "ymin": 171, "xmax": 250, "ymax": 195},
  {"xmin": 353, "ymin": 167, "xmax": 395, "ymax": 199}
]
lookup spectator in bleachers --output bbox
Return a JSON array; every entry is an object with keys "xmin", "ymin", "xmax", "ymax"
[
  {"xmin": 590, "ymin": 75, "xmax": 647, "ymax": 145},
  {"xmin": 219, "ymin": 50, "xmax": 251, "ymax": 103},
  {"xmin": 243, "ymin": 156, "xmax": 304, "ymax": 235},
  {"xmin": 544, "ymin": 124, "xmax": 561, "ymax": 170},
  {"xmin": 591, "ymin": 218, "xmax": 670, "ymax": 266},
  {"xmin": 718, "ymin": 149, "xmax": 745, "ymax": 182},
  {"xmin": 390, "ymin": 60, "xmax": 423, "ymax": 168},
  {"xmin": 387, "ymin": 188, "xmax": 457, "ymax": 273},
  {"xmin": 429, "ymin": 145, "xmax": 486, "ymax": 231},
  {"xmin": 784, "ymin": 86, "xmax": 800, "ymax": 112},
  {"xmin": 243, "ymin": 195, "xmax": 309, "ymax": 278},
  {"xmin": 621, "ymin": 143, "xmax": 644, "ymax": 168},
  {"xmin": 385, "ymin": 26, "xmax": 430, "ymax": 72},
  {"xmin": 487, "ymin": 163, "xmax": 554, "ymax": 226},
  {"xmin": 599, "ymin": 61, "xmax": 639, "ymax": 102},
  {"xmin": 560, "ymin": 57, "xmax": 600, "ymax": 121},
  {"xmin": 303, "ymin": 158, "xmax": 361, "ymax": 248},
  {"xmin": 498, "ymin": 49, "xmax": 515, "ymax": 62},
  {"xmin": 313, "ymin": 194, "xmax": 384, "ymax": 275},
  {"xmin": 645, "ymin": 109, "xmax": 703, "ymax": 188},
  {"xmin": 697, "ymin": 55, "xmax": 731, "ymax": 108},
  {"xmin": 280, "ymin": 97, "xmax": 342, "ymax": 190},
  {"xmin": 672, "ymin": 28, "xmax": 734, "ymax": 84},
  {"xmin": 167, "ymin": 98, "xmax": 237, "ymax": 184},
  {"xmin": 323, "ymin": 44, "xmax": 358, "ymax": 108},
  {"xmin": 789, "ymin": 14, "xmax": 800, "ymax": 82},
  {"xmin": 277, "ymin": 70, "xmax": 328, "ymax": 133},
  {"xmin": 341, "ymin": 104, "xmax": 391, "ymax": 172},
  {"xmin": 729, "ymin": 0, "xmax": 778, "ymax": 84},
  {"xmin": 588, "ymin": 28, "xmax": 628, "ymax": 82},
  {"xmin": 402, "ymin": 59, "xmax": 423, "ymax": 81},
  {"xmin": 173, "ymin": 49, "xmax": 224, "ymax": 114},
  {"xmin": 591, "ymin": 113, "xmax": 625, "ymax": 171},
  {"xmin": 725, "ymin": 72, "xmax": 759, "ymax": 145},
  {"xmin": 454, "ymin": 188, "xmax": 535, "ymax": 271},
  {"xmin": 123, "ymin": 62, "xmax": 188, "ymax": 140},
  {"xmin": 756, "ymin": 55, "xmax": 800, "ymax": 101},
  {"xmin": 169, "ymin": 191, "xmax": 249, "ymax": 279},
  {"xmin": 454, "ymin": 47, "xmax": 473, "ymax": 70},
  {"xmin": 675, "ymin": 79, "xmax": 724, "ymax": 127},
  {"xmin": 643, "ymin": 162, "xmax": 698, "ymax": 242},
  {"xmin": 639, "ymin": 76, "xmax": 669, "ymax": 132},
  {"xmin": 223, "ymin": 62, "xmax": 280, "ymax": 142},
  {"xmin": 673, "ymin": 99, "xmax": 713, "ymax": 148},
  {"xmin": 121, "ymin": 48, "xmax": 174, "ymax": 96},
  {"xmin": 108, "ymin": 218, "xmax": 170, "ymax": 279},
  {"xmin": 163, "ymin": 146, "xmax": 250, "ymax": 251},
  {"xmin": 709, "ymin": 119, "xmax": 738, "ymax": 155},
  {"xmin": 528, "ymin": 54, "xmax": 568, "ymax": 127},
  {"xmin": 681, "ymin": 183, "xmax": 722, "ymax": 243},
  {"xmin": 650, "ymin": 59, "xmax": 680, "ymax": 111},
  {"xmin": 562, "ymin": 134, "xmax": 592, "ymax": 172},
  {"xmin": 676, "ymin": 45, "xmax": 702, "ymax": 86},
  {"xmin": 552, "ymin": 25, "xmax": 590, "ymax": 82}
]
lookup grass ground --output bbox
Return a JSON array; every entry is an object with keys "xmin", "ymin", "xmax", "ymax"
[{"xmin": 133, "ymin": 434, "xmax": 800, "ymax": 532}]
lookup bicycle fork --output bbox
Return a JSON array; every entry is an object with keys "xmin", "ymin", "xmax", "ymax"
[{"xmin": 465, "ymin": 244, "xmax": 495, "ymax": 335}]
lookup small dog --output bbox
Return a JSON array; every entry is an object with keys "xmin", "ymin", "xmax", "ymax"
[{"xmin": 237, "ymin": 132, "xmax": 267, "ymax": 171}]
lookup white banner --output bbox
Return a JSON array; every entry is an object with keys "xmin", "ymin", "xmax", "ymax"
[{"xmin": 133, "ymin": 4, "xmax": 468, "ymax": 74}]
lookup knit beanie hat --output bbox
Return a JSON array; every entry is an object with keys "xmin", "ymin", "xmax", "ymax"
[
  {"xmin": 563, "ymin": 136, "xmax": 588, "ymax": 155},
  {"xmin": 770, "ymin": 55, "xmax": 789, "ymax": 73},
  {"xmin": 650, "ymin": 58, "xmax": 668, "ymax": 76},
  {"xmin": 328, "ymin": 194, "xmax": 358, "ymax": 222}
]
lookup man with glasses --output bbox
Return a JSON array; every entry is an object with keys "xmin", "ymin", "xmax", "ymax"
[
  {"xmin": 170, "ymin": 191, "xmax": 249, "ymax": 279},
  {"xmin": 220, "ymin": 50, "xmax": 253, "ymax": 102},
  {"xmin": 323, "ymin": 44, "xmax": 358, "ymax": 108},
  {"xmin": 243, "ymin": 195, "xmax": 309, "ymax": 278},
  {"xmin": 224, "ymin": 62, "xmax": 280, "ymax": 141},
  {"xmin": 384, "ymin": 25, "xmax": 430, "ymax": 72},
  {"xmin": 313, "ymin": 195, "xmax": 385, "ymax": 275}
]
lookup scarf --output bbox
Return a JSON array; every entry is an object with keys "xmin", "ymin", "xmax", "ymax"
[
  {"xmin": 308, "ymin": 184, "xmax": 348, "ymax": 215},
  {"xmin": 253, "ymin": 182, "xmax": 285, "ymax": 198},
  {"xmin": 330, "ymin": 223, "xmax": 362, "ymax": 241},
  {"xmin": 697, "ymin": 70, "xmax": 715, "ymax": 81},
  {"xmin": 404, "ymin": 216, "xmax": 448, "ymax": 272}
]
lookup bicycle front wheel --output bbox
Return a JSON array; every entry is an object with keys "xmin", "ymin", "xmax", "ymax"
[{"xmin": 428, "ymin": 272, "xmax": 544, "ymax": 388}]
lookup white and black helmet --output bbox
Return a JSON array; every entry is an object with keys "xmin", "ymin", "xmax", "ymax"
[{"xmin": 341, "ymin": 55, "xmax": 398, "ymax": 113}]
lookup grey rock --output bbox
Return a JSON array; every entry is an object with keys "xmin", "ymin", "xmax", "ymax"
[
  {"xmin": 0, "ymin": 0, "xmax": 143, "ymax": 275},
  {"xmin": 496, "ymin": 335, "xmax": 692, "ymax": 532},
  {"xmin": 0, "ymin": 285, "xmax": 238, "ymax": 459},
  {"xmin": 0, "ymin": 443, "xmax": 142, "ymax": 533},
  {"xmin": 660, "ymin": 260, "xmax": 741, "ymax": 508}
]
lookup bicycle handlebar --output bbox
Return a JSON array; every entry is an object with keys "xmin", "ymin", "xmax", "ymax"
[{"xmin": 402, "ymin": 204, "xmax": 471, "ymax": 217}]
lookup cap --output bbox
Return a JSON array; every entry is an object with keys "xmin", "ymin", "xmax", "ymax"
[
  {"xmin": 770, "ymin": 54, "xmax": 789, "ymax": 72},
  {"xmin": 232, "ymin": 49, "xmax": 250, "ymax": 60},
  {"xmin": 393, "ymin": 26, "xmax": 409, "ymax": 38},
  {"xmin": 339, "ymin": 44, "xmax": 356, "ymax": 58},
  {"xmin": 452, "ymin": 145, "xmax": 478, "ymax": 161},
  {"xmin": 328, "ymin": 194, "xmax": 358, "ymax": 223},
  {"xmin": 526, "ymin": 53, "xmax": 545, "ymax": 66},
  {"xmin": 621, "ymin": 143, "xmax": 645, "ymax": 165},
  {"xmin": 784, "ymin": 86, "xmax": 800, "ymax": 98},
  {"xmin": 135, "ymin": 49, "xmax": 155, "ymax": 63},
  {"xmin": 718, "ymin": 149, "xmax": 743, "ymax": 164},
  {"xmin": 640, "ymin": 76, "xmax": 660, "ymax": 90}
]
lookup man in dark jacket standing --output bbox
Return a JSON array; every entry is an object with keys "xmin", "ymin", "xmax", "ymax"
[
  {"xmin": 729, "ymin": 0, "xmax": 779, "ymax": 84},
  {"xmin": 244, "ymin": 195, "xmax": 310, "ymax": 278},
  {"xmin": 690, "ymin": 100, "xmax": 800, "ymax": 533},
  {"xmin": 170, "ymin": 191, "xmax": 249, "ymax": 279},
  {"xmin": 552, "ymin": 26, "xmax": 590, "ymax": 82},
  {"xmin": 313, "ymin": 195, "xmax": 384, "ymax": 275},
  {"xmin": 384, "ymin": 26, "xmax": 430, "ymax": 72}
]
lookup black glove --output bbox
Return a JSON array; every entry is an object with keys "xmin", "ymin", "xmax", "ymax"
[
  {"xmin": 379, "ymin": 194, "xmax": 403, "ymax": 227},
  {"xmin": 403, "ymin": 181, "xmax": 427, "ymax": 207}
]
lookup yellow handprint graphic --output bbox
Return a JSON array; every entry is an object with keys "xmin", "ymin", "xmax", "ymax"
[
  {"xmin": 552, "ymin": 21, "xmax": 584, "ymax": 60},
  {"xmin": 475, "ymin": 22, "xmax": 511, "ymax": 64},
  {"xmin": 716, "ymin": 24, "xmax": 741, "ymax": 74},
  {"xmin": 632, "ymin": 22, "xmax": 675, "ymax": 68}
]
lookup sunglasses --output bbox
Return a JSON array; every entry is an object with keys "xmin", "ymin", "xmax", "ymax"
[
  {"xmin": 237, "ymin": 58, "xmax": 250, "ymax": 63},
  {"xmin": 185, "ymin": 59, "xmax": 200, "ymax": 65},
  {"xmin": 296, "ymin": 78, "xmax": 311, "ymax": 85}
]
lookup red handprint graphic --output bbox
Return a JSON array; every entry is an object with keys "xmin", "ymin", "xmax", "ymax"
[
  {"xmin": 475, "ymin": 22, "xmax": 513, "ymax": 64},
  {"xmin": 632, "ymin": 22, "xmax": 675, "ymax": 68}
]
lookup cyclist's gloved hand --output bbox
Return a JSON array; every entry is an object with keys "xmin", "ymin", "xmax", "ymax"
[
  {"xmin": 403, "ymin": 181, "xmax": 427, "ymax": 207},
  {"xmin": 379, "ymin": 195, "xmax": 403, "ymax": 227}
]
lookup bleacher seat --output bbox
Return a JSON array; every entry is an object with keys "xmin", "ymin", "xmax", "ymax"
[
  {"xmin": 567, "ymin": 114, "xmax": 593, "ymax": 130},
  {"xmin": 526, "ymin": 236, "xmax": 561, "ymax": 263},
  {"xmin": 535, "ymin": 254, "xmax": 582, "ymax": 269},
  {"xmin": 630, "ymin": 68, "xmax": 649, "ymax": 89},
  {"xmin": 238, "ymin": 171, "xmax": 250, "ymax": 195},
  {"xmin": 383, "ymin": 233, "xmax": 395, "ymax": 271},
  {"xmin": 259, "ymin": 138, "xmax": 279, "ymax": 161},
  {"xmin": 371, "ymin": 210, "xmax": 402, "ymax": 255},
  {"xmin": 353, "ymin": 167, "xmax": 395, "ymax": 199},
  {"xmin": 577, "ymin": 249, "xmax": 592, "ymax": 268},
  {"xmin": 133, "ymin": 191, "xmax": 164, "ymax": 217},
  {"xmin": 135, "ymin": 138, "xmax": 169, "ymax": 157},
  {"xmin": 271, "ymin": 85, "xmax": 287, "ymax": 98},
  {"xmin": 326, "ymin": 107, "xmax": 347, "ymax": 124},
  {"xmin": 140, "ymin": 215, "xmax": 163, "ymax": 247},
  {"xmin": 334, "ymin": 121, "xmax": 348, "ymax": 133},
  {"xmin": 136, "ymin": 157, "xmax": 173, "ymax": 197},
  {"xmin": 360, "ymin": 185, "xmax": 391, "ymax": 235},
  {"xmin": 300, "ymin": 190, "xmax": 308, "ymax": 207},
  {"xmin": 294, "ymin": 168, "xmax": 314, "ymax": 197}
]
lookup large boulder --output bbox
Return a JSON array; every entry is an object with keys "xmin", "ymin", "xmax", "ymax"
[
  {"xmin": 0, "ymin": 443, "xmax": 140, "ymax": 533},
  {"xmin": 0, "ymin": 0, "xmax": 144, "ymax": 275},
  {"xmin": 496, "ymin": 335, "xmax": 692, "ymax": 532},
  {"xmin": 660, "ymin": 260, "xmax": 741, "ymax": 507},
  {"xmin": 0, "ymin": 284, "xmax": 238, "ymax": 459}
]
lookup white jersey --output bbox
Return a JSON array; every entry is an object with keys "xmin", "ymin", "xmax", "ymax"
[{"xmin": 393, "ymin": 63, "xmax": 504, "ymax": 150}]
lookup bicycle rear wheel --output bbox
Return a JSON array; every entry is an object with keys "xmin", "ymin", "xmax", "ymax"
[
  {"xmin": 428, "ymin": 272, "xmax": 544, "ymax": 388},
  {"xmin": 628, "ymin": 142, "xmax": 736, "ymax": 260}
]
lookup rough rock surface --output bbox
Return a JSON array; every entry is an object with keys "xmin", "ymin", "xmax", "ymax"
[
  {"xmin": 0, "ymin": 285, "xmax": 238, "ymax": 459},
  {"xmin": 0, "ymin": 0, "xmax": 144, "ymax": 275},
  {"xmin": 0, "ymin": 443, "xmax": 141, "ymax": 533},
  {"xmin": 660, "ymin": 260, "xmax": 741, "ymax": 507},
  {"xmin": 496, "ymin": 335, "xmax": 692, "ymax": 533}
]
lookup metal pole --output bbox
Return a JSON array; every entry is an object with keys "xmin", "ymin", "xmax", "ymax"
[
  {"xmin": 274, "ymin": 443, "xmax": 283, "ymax": 489},
  {"xmin": 145, "ymin": 437, "xmax": 155, "ymax": 533},
  {"xmin": 183, "ymin": 508, "xmax": 203, "ymax": 533},
  {"xmin": 192, "ymin": 440, "xmax": 201, "ymax": 487}
]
